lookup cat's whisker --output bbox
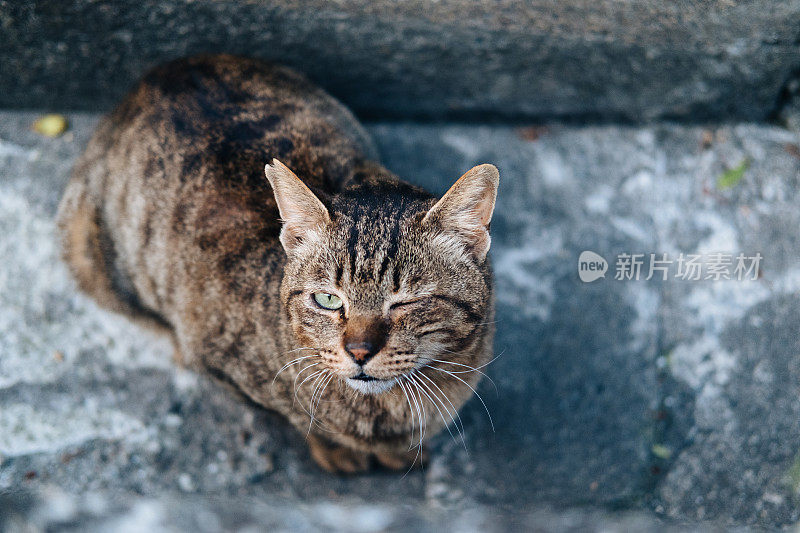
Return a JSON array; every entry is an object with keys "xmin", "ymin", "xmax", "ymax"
[
  {"xmin": 399, "ymin": 391, "xmax": 424, "ymax": 479},
  {"xmin": 425, "ymin": 364, "xmax": 498, "ymax": 397},
  {"xmin": 294, "ymin": 369, "xmax": 335, "ymax": 434},
  {"xmin": 438, "ymin": 348, "xmax": 505, "ymax": 372},
  {"xmin": 423, "ymin": 348, "xmax": 505, "ymax": 393},
  {"xmin": 282, "ymin": 346, "xmax": 319, "ymax": 355},
  {"xmin": 415, "ymin": 370, "xmax": 468, "ymax": 450},
  {"xmin": 293, "ymin": 367, "xmax": 324, "ymax": 407},
  {"xmin": 431, "ymin": 366, "xmax": 495, "ymax": 432},
  {"xmin": 427, "ymin": 364, "xmax": 491, "ymax": 377},
  {"xmin": 409, "ymin": 376, "xmax": 427, "ymax": 448},
  {"xmin": 312, "ymin": 372, "xmax": 336, "ymax": 430},
  {"xmin": 307, "ymin": 370, "xmax": 330, "ymax": 434},
  {"xmin": 409, "ymin": 371, "xmax": 465, "ymax": 450},
  {"xmin": 422, "ymin": 357, "xmax": 496, "ymax": 387},
  {"xmin": 398, "ymin": 378, "xmax": 417, "ymax": 450},
  {"xmin": 266, "ymin": 346, "xmax": 318, "ymax": 362},
  {"xmin": 273, "ymin": 354, "xmax": 316, "ymax": 384},
  {"xmin": 425, "ymin": 358, "xmax": 486, "ymax": 372},
  {"xmin": 303, "ymin": 372, "xmax": 347, "ymax": 406},
  {"xmin": 398, "ymin": 376, "xmax": 427, "ymax": 478},
  {"xmin": 415, "ymin": 352, "xmax": 498, "ymax": 395},
  {"xmin": 313, "ymin": 372, "xmax": 334, "ymax": 415},
  {"xmin": 421, "ymin": 376, "xmax": 465, "ymax": 450},
  {"xmin": 396, "ymin": 378, "xmax": 417, "ymax": 451},
  {"xmin": 408, "ymin": 373, "xmax": 449, "ymax": 441},
  {"xmin": 402, "ymin": 376, "xmax": 425, "ymax": 451},
  {"xmin": 411, "ymin": 378, "xmax": 428, "ymax": 472},
  {"xmin": 292, "ymin": 362, "xmax": 321, "ymax": 401}
]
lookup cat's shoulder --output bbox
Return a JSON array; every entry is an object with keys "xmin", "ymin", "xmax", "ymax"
[{"xmin": 109, "ymin": 55, "xmax": 303, "ymax": 123}]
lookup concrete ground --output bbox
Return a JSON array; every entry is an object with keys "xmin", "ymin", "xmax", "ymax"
[{"xmin": 1, "ymin": 111, "xmax": 800, "ymax": 531}]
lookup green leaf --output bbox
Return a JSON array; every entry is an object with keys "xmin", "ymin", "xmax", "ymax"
[
  {"xmin": 787, "ymin": 452, "xmax": 800, "ymax": 493},
  {"xmin": 651, "ymin": 444, "xmax": 672, "ymax": 460},
  {"xmin": 717, "ymin": 159, "xmax": 750, "ymax": 190}
]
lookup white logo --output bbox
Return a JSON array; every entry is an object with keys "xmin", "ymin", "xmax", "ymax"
[{"xmin": 578, "ymin": 250, "xmax": 608, "ymax": 282}]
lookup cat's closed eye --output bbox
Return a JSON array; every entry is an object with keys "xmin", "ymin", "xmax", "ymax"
[
  {"xmin": 388, "ymin": 297, "xmax": 431, "ymax": 318},
  {"xmin": 389, "ymin": 298, "xmax": 428, "ymax": 309}
]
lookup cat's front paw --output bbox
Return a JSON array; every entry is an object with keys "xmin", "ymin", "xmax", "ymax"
[
  {"xmin": 307, "ymin": 435, "xmax": 370, "ymax": 474},
  {"xmin": 374, "ymin": 447, "xmax": 427, "ymax": 471}
]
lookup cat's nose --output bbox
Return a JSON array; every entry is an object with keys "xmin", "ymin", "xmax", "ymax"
[{"xmin": 345, "ymin": 342, "xmax": 375, "ymax": 365}]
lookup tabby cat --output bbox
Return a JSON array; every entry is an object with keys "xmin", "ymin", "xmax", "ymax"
[{"xmin": 57, "ymin": 54, "xmax": 498, "ymax": 472}]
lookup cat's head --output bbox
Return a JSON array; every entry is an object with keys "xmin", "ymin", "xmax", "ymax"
[{"xmin": 265, "ymin": 159, "xmax": 498, "ymax": 395}]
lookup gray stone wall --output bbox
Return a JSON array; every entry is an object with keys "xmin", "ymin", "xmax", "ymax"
[{"xmin": 2, "ymin": 0, "xmax": 800, "ymax": 122}]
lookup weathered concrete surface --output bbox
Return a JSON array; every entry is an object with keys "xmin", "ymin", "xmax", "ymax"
[
  {"xmin": 2, "ymin": 1, "xmax": 800, "ymax": 122},
  {"xmin": 1, "ymin": 490, "xmax": 713, "ymax": 533},
  {"xmin": 1, "ymin": 111, "xmax": 800, "ymax": 530},
  {"xmin": 778, "ymin": 74, "xmax": 800, "ymax": 131}
]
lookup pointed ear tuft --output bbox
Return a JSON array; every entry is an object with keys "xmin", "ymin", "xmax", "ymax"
[
  {"xmin": 422, "ymin": 164, "xmax": 499, "ymax": 262},
  {"xmin": 265, "ymin": 159, "xmax": 330, "ymax": 253}
]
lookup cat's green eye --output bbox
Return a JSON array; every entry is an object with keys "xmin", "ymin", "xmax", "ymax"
[{"xmin": 313, "ymin": 292, "xmax": 343, "ymax": 310}]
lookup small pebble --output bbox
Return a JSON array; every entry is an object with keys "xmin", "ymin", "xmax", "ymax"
[
  {"xmin": 164, "ymin": 413, "xmax": 182, "ymax": 427},
  {"xmin": 263, "ymin": 453, "xmax": 274, "ymax": 472},
  {"xmin": 178, "ymin": 473, "xmax": 195, "ymax": 492},
  {"xmin": 700, "ymin": 130, "xmax": 714, "ymax": 149}
]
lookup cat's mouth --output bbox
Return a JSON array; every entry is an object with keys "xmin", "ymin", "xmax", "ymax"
[
  {"xmin": 345, "ymin": 373, "xmax": 396, "ymax": 394},
  {"xmin": 350, "ymin": 372, "xmax": 378, "ymax": 382}
]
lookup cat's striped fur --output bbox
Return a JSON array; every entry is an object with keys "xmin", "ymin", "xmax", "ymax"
[{"xmin": 57, "ymin": 54, "xmax": 497, "ymax": 472}]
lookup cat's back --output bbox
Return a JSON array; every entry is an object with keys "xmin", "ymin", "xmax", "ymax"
[{"xmin": 89, "ymin": 54, "xmax": 377, "ymax": 193}]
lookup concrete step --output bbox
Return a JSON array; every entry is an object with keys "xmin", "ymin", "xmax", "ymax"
[
  {"xmin": 3, "ymin": 1, "xmax": 800, "ymax": 122},
  {"xmin": 2, "ymin": 111, "xmax": 800, "ymax": 529}
]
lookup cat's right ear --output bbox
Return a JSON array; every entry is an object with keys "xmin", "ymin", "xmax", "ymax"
[
  {"xmin": 422, "ymin": 164, "xmax": 499, "ymax": 262},
  {"xmin": 265, "ymin": 159, "xmax": 330, "ymax": 253}
]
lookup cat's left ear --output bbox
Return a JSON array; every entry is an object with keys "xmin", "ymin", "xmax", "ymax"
[
  {"xmin": 423, "ymin": 164, "xmax": 499, "ymax": 262},
  {"xmin": 265, "ymin": 159, "xmax": 331, "ymax": 253}
]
